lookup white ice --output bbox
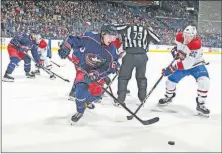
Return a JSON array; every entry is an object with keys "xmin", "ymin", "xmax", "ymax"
[{"xmin": 1, "ymin": 51, "xmax": 221, "ymax": 152}]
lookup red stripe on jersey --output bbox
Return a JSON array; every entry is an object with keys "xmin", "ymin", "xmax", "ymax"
[
  {"xmin": 166, "ymin": 88, "xmax": 176, "ymax": 92},
  {"xmin": 72, "ymin": 54, "xmax": 80, "ymax": 64},
  {"xmin": 177, "ymin": 61, "xmax": 184, "ymax": 70},
  {"xmin": 197, "ymin": 90, "xmax": 208, "ymax": 93}
]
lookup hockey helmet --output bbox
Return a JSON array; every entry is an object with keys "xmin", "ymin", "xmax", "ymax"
[
  {"xmin": 101, "ymin": 23, "xmax": 118, "ymax": 36},
  {"xmin": 39, "ymin": 40, "xmax": 47, "ymax": 49},
  {"xmin": 183, "ymin": 25, "xmax": 197, "ymax": 36}
]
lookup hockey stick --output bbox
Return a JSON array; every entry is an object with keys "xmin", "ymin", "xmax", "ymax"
[
  {"xmin": 50, "ymin": 60, "xmax": 66, "ymax": 67},
  {"xmin": 102, "ymin": 73, "xmax": 118, "ymax": 94},
  {"xmin": 25, "ymin": 53, "xmax": 70, "ymax": 82},
  {"xmin": 127, "ymin": 59, "xmax": 176, "ymax": 120},
  {"xmin": 51, "ymin": 60, "xmax": 61, "ymax": 67},
  {"xmin": 67, "ymin": 56, "xmax": 159, "ymax": 125},
  {"xmin": 108, "ymin": 86, "xmax": 114, "ymax": 95}
]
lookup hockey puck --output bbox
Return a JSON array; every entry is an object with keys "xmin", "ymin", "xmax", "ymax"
[{"xmin": 168, "ymin": 141, "xmax": 175, "ymax": 145}]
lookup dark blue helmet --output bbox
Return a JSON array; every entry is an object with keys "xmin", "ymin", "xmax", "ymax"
[{"xmin": 101, "ymin": 23, "xmax": 118, "ymax": 36}]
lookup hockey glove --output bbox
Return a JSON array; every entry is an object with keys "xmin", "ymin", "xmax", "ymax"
[
  {"xmin": 36, "ymin": 60, "xmax": 44, "ymax": 68},
  {"xmin": 176, "ymin": 50, "xmax": 187, "ymax": 60},
  {"xmin": 84, "ymin": 70, "xmax": 99, "ymax": 83},
  {"xmin": 171, "ymin": 46, "xmax": 179, "ymax": 59},
  {"xmin": 58, "ymin": 42, "xmax": 72, "ymax": 59},
  {"xmin": 104, "ymin": 76, "xmax": 111, "ymax": 85},
  {"xmin": 162, "ymin": 64, "xmax": 177, "ymax": 76}
]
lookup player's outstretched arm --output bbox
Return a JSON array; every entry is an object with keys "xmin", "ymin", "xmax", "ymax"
[{"xmin": 58, "ymin": 35, "xmax": 87, "ymax": 59}]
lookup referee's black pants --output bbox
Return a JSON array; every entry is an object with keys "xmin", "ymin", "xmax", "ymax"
[{"xmin": 117, "ymin": 53, "xmax": 148, "ymax": 103}]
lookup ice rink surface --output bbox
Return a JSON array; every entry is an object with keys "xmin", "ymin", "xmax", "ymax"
[{"xmin": 1, "ymin": 51, "xmax": 221, "ymax": 152}]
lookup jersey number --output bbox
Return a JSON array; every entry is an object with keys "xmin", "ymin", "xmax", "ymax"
[
  {"xmin": 133, "ymin": 32, "xmax": 142, "ymax": 40},
  {"xmin": 189, "ymin": 51, "xmax": 198, "ymax": 58}
]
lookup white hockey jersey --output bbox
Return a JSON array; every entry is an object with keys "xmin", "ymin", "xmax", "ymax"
[{"xmin": 174, "ymin": 32, "xmax": 204, "ymax": 70}]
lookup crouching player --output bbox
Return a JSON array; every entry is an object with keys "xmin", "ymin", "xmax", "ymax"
[
  {"xmin": 159, "ymin": 25, "xmax": 210, "ymax": 117},
  {"xmin": 68, "ymin": 37, "xmax": 123, "ymax": 102},
  {"xmin": 2, "ymin": 32, "xmax": 42, "ymax": 82},
  {"xmin": 58, "ymin": 24, "xmax": 120, "ymax": 122}
]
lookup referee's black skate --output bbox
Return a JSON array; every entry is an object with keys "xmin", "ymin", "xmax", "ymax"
[
  {"xmin": 113, "ymin": 99, "xmax": 126, "ymax": 107},
  {"xmin": 196, "ymin": 97, "xmax": 210, "ymax": 117},
  {"xmin": 158, "ymin": 93, "xmax": 176, "ymax": 106},
  {"xmin": 26, "ymin": 72, "xmax": 35, "ymax": 78},
  {"xmin": 71, "ymin": 112, "xmax": 84, "ymax": 123}
]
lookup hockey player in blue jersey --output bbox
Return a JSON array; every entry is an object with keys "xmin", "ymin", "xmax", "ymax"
[
  {"xmin": 58, "ymin": 24, "xmax": 120, "ymax": 122},
  {"xmin": 3, "ymin": 32, "xmax": 42, "ymax": 82}
]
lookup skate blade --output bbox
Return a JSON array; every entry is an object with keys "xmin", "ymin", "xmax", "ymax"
[
  {"xmin": 2, "ymin": 78, "xmax": 14, "ymax": 82},
  {"xmin": 26, "ymin": 76, "xmax": 36, "ymax": 79},
  {"xmin": 68, "ymin": 97, "xmax": 75, "ymax": 101},
  {"xmin": 196, "ymin": 111, "xmax": 210, "ymax": 118}
]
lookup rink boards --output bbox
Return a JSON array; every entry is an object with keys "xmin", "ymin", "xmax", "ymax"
[{"xmin": 1, "ymin": 37, "xmax": 221, "ymax": 54}]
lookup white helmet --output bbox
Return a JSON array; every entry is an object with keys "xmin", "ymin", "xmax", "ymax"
[{"xmin": 183, "ymin": 25, "xmax": 197, "ymax": 36}]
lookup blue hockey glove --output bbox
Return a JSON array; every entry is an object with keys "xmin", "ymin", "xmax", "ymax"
[
  {"xmin": 162, "ymin": 64, "xmax": 177, "ymax": 76},
  {"xmin": 89, "ymin": 70, "xmax": 99, "ymax": 81},
  {"xmin": 84, "ymin": 70, "xmax": 99, "ymax": 83},
  {"xmin": 58, "ymin": 42, "xmax": 71, "ymax": 59},
  {"xmin": 104, "ymin": 76, "xmax": 111, "ymax": 85},
  {"xmin": 10, "ymin": 39, "xmax": 20, "ymax": 47}
]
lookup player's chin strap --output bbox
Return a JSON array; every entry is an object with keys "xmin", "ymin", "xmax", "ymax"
[
  {"xmin": 126, "ymin": 59, "xmax": 176, "ymax": 121},
  {"xmin": 24, "ymin": 52, "xmax": 70, "ymax": 82},
  {"xmin": 66, "ymin": 56, "xmax": 159, "ymax": 125}
]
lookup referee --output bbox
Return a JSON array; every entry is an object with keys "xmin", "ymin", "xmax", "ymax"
[{"xmin": 114, "ymin": 23, "xmax": 160, "ymax": 106}]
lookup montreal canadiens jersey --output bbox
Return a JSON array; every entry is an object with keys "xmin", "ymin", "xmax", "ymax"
[{"xmin": 174, "ymin": 32, "xmax": 204, "ymax": 70}]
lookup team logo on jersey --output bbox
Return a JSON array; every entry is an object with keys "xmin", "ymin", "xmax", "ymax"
[
  {"xmin": 80, "ymin": 47, "xmax": 85, "ymax": 53},
  {"xmin": 85, "ymin": 53, "xmax": 106, "ymax": 67}
]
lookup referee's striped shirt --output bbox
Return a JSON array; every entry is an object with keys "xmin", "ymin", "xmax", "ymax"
[{"xmin": 115, "ymin": 24, "xmax": 160, "ymax": 50}]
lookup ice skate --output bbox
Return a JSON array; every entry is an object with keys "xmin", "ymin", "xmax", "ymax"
[
  {"xmin": 26, "ymin": 72, "xmax": 35, "ymax": 78},
  {"xmin": 31, "ymin": 69, "xmax": 40, "ymax": 75},
  {"xmin": 196, "ymin": 97, "xmax": 210, "ymax": 118},
  {"xmin": 2, "ymin": 73, "xmax": 14, "ymax": 82},
  {"xmin": 158, "ymin": 93, "xmax": 176, "ymax": 106},
  {"xmin": 113, "ymin": 99, "xmax": 126, "ymax": 107},
  {"xmin": 71, "ymin": 112, "xmax": 84, "ymax": 123}
]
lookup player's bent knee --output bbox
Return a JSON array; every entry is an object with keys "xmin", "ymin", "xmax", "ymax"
[
  {"xmin": 166, "ymin": 79, "xmax": 177, "ymax": 89},
  {"xmin": 75, "ymin": 83, "xmax": 88, "ymax": 102},
  {"xmin": 197, "ymin": 76, "xmax": 210, "ymax": 91}
]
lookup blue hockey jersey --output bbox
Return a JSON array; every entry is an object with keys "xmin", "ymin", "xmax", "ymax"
[
  {"xmin": 67, "ymin": 32, "xmax": 120, "ymax": 79},
  {"xmin": 9, "ymin": 32, "xmax": 40, "ymax": 61}
]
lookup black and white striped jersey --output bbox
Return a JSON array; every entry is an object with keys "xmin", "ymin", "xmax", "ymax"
[{"xmin": 115, "ymin": 24, "xmax": 160, "ymax": 51}]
